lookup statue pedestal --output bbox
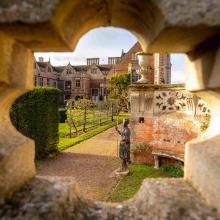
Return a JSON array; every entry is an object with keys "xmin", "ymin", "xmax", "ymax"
[{"xmin": 114, "ymin": 168, "xmax": 129, "ymax": 177}]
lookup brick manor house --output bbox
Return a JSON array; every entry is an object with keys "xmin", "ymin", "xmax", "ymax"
[{"xmin": 34, "ymin": 42, "xmax": 171, "ymax": 105}]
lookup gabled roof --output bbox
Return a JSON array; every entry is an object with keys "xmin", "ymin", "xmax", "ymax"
[
  {"xmin": 35, "ymin": 42, "xmax": 143, "ymax": 77},
  {"xmin": 113, "ymin": 42, "xmax": 142, "ymax": 72},
  {"xmin": 53, "ymin": 66, "xmax": 65, "ymax": 73},
  {"xmin": 36, "ymin": 61, "xmax": 48, "ymax": 68},
  {"xmin": 97, "ymin": 64, "xmax": 112, "ymax": 71},
  {"xmin": 72, "ymin": 65, "xmax": 89, "ymax": 72}
]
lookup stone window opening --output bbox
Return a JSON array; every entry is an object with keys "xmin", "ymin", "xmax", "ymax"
[
  {"xmin": 139, "ymin": 117, "xmax": 145, "ymax": 123},
  {"xmin": 46, "ymin": 78, "xmax": 50, "ymax": 86},
  {"xmin": 91, "ymin": 68, "xmax": 97, "ymax": 74},
  {"xmin": 39, "ymin": 77, "xmax": 43, "ymax": 86},
  {"xmin": 0, "ymin": 1, "xmax": 219, "ymax": 218},
  {"xmin": 66, "ymin": 69, "xmax": 72, "ymax": 74},
  {"xmin": 65, "ymin": 80, "xmax": 71, "ymax": 90}
]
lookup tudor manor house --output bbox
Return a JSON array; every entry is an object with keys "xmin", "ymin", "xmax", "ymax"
[{"xmin": 34, "ymin": 42, "xmax": 171, "ymax": 105}]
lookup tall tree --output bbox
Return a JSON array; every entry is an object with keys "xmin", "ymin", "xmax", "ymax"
[{"xmin": 108, "ymin": 73, "xmax": 131, "ymax": 111}]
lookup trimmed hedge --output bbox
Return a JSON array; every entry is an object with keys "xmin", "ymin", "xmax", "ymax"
[
  {"xmin": 10, "ymin": 87, "xmax": 60, "ymax": 159},
  {"xmin": 59, "ymin": 108, "xmax": 67, "ymax": 123}
]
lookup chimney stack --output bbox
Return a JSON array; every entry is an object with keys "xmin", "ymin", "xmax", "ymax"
[
  {"xmin": 87, "ymin": 58, "xmax": 100, "ymax": 65},
  {"xmin": 38, "ymin": 57, "xmax": 44, "ymax": 62}
]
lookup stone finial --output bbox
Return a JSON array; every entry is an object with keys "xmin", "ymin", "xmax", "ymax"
[
  {"xmin": 136, "ymin": 52, "xmax": 153, "ymax": 83},
  {"xmin": 38, "ymin": 57, "xmax": 44, "ymax": 62}
]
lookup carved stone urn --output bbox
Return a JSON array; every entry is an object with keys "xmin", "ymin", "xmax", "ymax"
[{"xmin": 136, "ymin": 52, "xmax": 153, "ymax": 83}]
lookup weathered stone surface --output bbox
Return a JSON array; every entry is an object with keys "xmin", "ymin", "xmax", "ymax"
[
  {"xmin": 0, "ymin": 177, "xmax": 219, "ymax": 220},
  {"xmin": 0, "ymin": 0, "xmax": 220, "ymax": 217},
  {"xmin": 156, "ymin": 0, "xmax": 220, "ymax": 26},
  {"xmin": 186, "ymin": 45, "xmax": 220, "ymax": 91},
  {"xmin": 0, "ymin": 128, "xmax": 35, "ymax": 204},
  {"xmin": 1, "ymin": 0, "xmax": 220, "ymax": 52},
  {"xmin": 0, "ymin": 176, "xmax": 80, "ymax": 220},
  {"xmin": 1, "ymin": 0, "xmax": 220, "ymax": 26},
  {"xmin": 0, "ymin": 35, "xmax": 35, "ymax": 203},
  {"xmin": 185, "ymin": 136, "xmax": 220, "ymax": 214},
  {"xmin": 0, "ymin": 87, "xmax": 35, "ymax": 204},
  {"xmin": 0, "ymin": 0, "xmax": 59, "ymax": 23},
  {"xmin": 208, "ymin": 47, "xmax": 220, "ymax": 89},
  {"xmin": 184, "ymin": 90, "xmax": 220, "ymax": 213}
]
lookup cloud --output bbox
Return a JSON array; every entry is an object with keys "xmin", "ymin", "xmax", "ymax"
[
  {"xmin": 34, "ymin": 27, "xmax": 186, "ymax": 83},
  {"xmin": 171, "ymin": 54, "xmax": 186, "ymax": 84},
  {"xmin": 34, "ymin": 27, "xmax": 137, "ymax": 66},
  {"xmin": 171, "ymin": 70, "xmax": 185, "ymax": 84}
]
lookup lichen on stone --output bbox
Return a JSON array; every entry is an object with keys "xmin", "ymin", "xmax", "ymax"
[{"xmin": 0, "ymin": 0, "xmax": 60, "ymax": 23}]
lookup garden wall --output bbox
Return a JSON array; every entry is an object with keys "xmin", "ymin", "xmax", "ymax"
[{"xmin": 129, "ymin": 85, "xmax": 210, "ymax": 165}]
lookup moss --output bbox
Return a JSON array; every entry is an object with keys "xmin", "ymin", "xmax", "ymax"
[{"xmin": 129, "ymin": 83, "xmax": 185, "ymax": 90}]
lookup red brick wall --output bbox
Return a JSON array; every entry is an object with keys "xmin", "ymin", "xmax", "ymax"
[{"xmin": 131, "ymin": 113, "xmax": 199, "ymax": 164}]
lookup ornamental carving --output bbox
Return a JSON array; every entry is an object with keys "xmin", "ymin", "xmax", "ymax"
[{"xmin": 155, "ymin": 91, "xmax": 210, "ymax": 116}]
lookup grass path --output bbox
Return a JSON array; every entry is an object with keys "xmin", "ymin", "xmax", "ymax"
[{"xmin": 37, "ymin": 126, "xmax": 121, "ymax": 201}]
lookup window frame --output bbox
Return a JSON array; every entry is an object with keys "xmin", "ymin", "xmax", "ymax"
[
  {"xmin": 39, "ymin": 77, "xmax": 43, "ymax": 86},
  {"xmin": 75, "ymin": 79, "xmax": 81, "ymax": 88},
  {"xmin": 91, "ymin": 68, "xmax": 97, "ymax": 74},
  {"xmin": 65, "ymin": 80, "xmax": 72, "ymax": 90}
]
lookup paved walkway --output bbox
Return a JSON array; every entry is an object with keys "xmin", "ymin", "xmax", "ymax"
[{"xmin": 37, "ymin": 126, "xmax": 121, "ymax": 201}]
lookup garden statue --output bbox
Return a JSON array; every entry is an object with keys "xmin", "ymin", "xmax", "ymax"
[{"xmin": 115, "ymin": 118, "xmax": 131, "ymax": 172}]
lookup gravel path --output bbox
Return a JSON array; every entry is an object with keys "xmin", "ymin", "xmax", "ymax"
[{"xmin": 37, "ymin": 126, "xmax": 121, "ymax": 201}]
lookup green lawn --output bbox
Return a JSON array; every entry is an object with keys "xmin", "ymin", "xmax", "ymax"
[
  {"xmin": 67, "ymin": 109, "xmax": 110, "ymax": 124},
  {"xmin": 58, "ymin": 110, "xmax": 128, "ymax": 151},
  {"xmin": 58, "ymin": 117, "xmax": 125, "ymax": 151},
  {"xmin": 59, "ymin": 117, "xmax": 112, "ymax": 138},
  {"xmin": 106, "ymin": 164, "xmax": 183, "ymax": 202}
]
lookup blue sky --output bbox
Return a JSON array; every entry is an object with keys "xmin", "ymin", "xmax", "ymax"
[{"xmin": 35, "ymin": 27, "xmax": 185, "ymax": 84}]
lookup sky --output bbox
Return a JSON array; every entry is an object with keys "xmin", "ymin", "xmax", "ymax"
[{"xmin": 34, "ymin": 27, "xmax": 186, "ymax": 84}]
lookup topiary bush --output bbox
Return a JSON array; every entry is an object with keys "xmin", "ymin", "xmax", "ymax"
[
  {"xmin": 10, "ymin": 87, "xmax": 60, "ymax": 159},
  {"xmin": 59, "ymin": 108, "xmax": 67, "ymax": 123}
]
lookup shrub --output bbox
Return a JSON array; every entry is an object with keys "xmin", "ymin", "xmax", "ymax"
[
  {"xmin": 59, "ymin": 108, "xmax": 67, "ymax": 123},
  {"xmin": 131, "ymin": 143, "xmax": 152, "ymax": 153},
  {"xmin": 10, "ymin": 87, "xmax": 60, "ymax": 159},
  {"xmin": 159, "ymin": 165, "xmax": 184, "ymax": 177}
]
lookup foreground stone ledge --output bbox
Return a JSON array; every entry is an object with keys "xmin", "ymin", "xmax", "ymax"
[
  {"xmin": 185, "ymin": 136, "xmax": 220, "ymax": 213},
  {"xmin": 0, "ymin": 177, "xmax": 219, "ymax": 220},
  {"xmin": 0, "ymin": 132, "xmax": 35, "ymax": 204},
  {"xmin": 0, "ymin": 176, "xmax": 84, "ymax": 220}
]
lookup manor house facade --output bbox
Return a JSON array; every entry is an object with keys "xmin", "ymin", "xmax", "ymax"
[{"xmin": 34, "ymin": 42, "xmax": 171, "ymax": 105}]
